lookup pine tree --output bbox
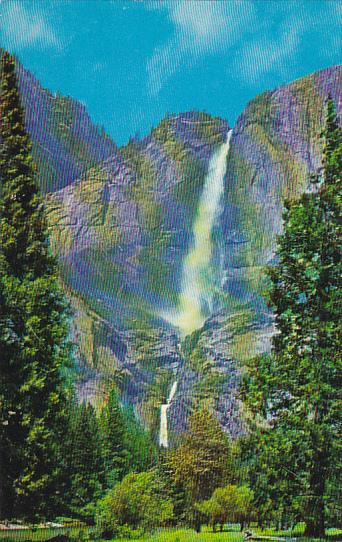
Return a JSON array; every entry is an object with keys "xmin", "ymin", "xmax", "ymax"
[
  {"xmin": 62, "ymin": 401, "xmax": 104, "ymax": 520},
  {"xmin": 0, "ymin": 52, "xmax": 73, "ymax": 520},
  {"xmin": 241, "ymin": 99, "xmax": 341, "ymax": 536},
  {"xmin": 123, "ymin": 405, "xmax": 158, "ymax": 474},
  {"xmin": 99, "ymin": 386, "xmax": 128, "ymax": 486}
]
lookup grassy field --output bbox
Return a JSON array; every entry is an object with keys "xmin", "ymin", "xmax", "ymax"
[
  {"xmin": 0, "ymin": 525, "xmax": 243, "ymax": 542},
  {"xmin": 109, "ymin": 528, "xmax": 342, "ymax": 542},
  {"xmin": 0, "ymin": 527, "xmax": 90, "ymax": 541},
  {"xmin": 116, "ymin": 528, "xmax": 244, "ymax": 541},
  {"xmin": 1, "ymin": 526, "xmax": 341, "ymax": 542},
  {"xmin": 0, "ymin": 527, "xmax": 243, "ymax": 542}
]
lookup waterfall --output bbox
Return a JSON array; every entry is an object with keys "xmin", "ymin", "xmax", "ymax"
[
  {"xmin": 164, "ymin": 130, "xmax": 232, "ymax": 336},
  {"xmin": 159, "ymin": 380, "xmax": 178, "ymax": 448}
]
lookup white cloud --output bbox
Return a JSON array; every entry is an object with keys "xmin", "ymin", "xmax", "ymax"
[
  {"xmin": 237, "ymin": 1, "xmax": 341, "ymax": 85},
  {"xmin": 0, "ymin": 1, "xmax": 60, "ymax": 51},
  {"xmin": 147, "ymin": 0, "xmax": 256, "ymax": 94},
  {"xmin": 147, "ymin": 0, "xmax": 341, "ymax": 94},
  {"xmin": 239, "ymin": 21, "xmax": 301, "ymax": 84}
]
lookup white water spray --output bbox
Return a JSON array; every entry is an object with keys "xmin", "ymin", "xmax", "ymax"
[
  {"xmin": 159, "ymin": 380, "xmax": 178, "ymax": 448},
  {"xmin": 164, "ymin": 130, "xmax": 232, "ymax": 336}
]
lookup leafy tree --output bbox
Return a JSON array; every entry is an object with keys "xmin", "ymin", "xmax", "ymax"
[
  {"xmin": 96, "ymin": 469, "xmax": 173, "ymax": 537},
  {"xmin": 170, "ymin": 406, "xmax": 233, "ymax": 531},
  {"xmin": 62, "ymin": 401, "xmax": 105, "ymax": 521},
  {"xmin": 197, "ymin": 484, "xmax": 255, "ymax": 532},
  {"xmin": 156, "ymin": 449, "xmax": 188, "ymax": 525},
  {"xmin": 233, "ymin": 485, "xmax": 255, "ymax": 530},
  {"xmin": 241, "ymin": 99, "xmax": 341, "ymax": 537},
  {"xmin": 0, "ymin": 52, "xmax": 73, "ymax": 520},
  {"xmin": 196, "ymin": 493, "xmax": 226, "ymax": 532}
]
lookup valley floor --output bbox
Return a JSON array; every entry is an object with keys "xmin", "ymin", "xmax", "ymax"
[
  {"xmin": 111, "ymin": 528, "xmax": 245, "ymax": 542},
  {"xmin": 1, "ymin": 526, "xmax": 341, "ymax": 542},
  {"xmin": 111, "ymin": 529, "xmax": 342, "ymax": 542}
]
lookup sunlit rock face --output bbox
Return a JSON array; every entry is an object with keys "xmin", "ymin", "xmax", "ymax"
[{"xmin": 10, "ymin": 55, "xmax": 342, "ymax": 439}]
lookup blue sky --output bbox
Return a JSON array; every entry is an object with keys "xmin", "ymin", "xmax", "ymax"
[{"xmin": 0, "ymin": 0, "xmax": 341, "ymax": 146}]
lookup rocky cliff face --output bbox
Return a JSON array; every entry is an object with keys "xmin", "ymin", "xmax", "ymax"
[
  {"xmin": 14, "ymin": 60, "xmax": 119, "ymax": 193},
  {"xmin": 45, "ymin": 111, "xmax": 229, "ymax": 436},
  {"xmin": 8, "ymin": 56, "xmax": 342, "ymax": 438}
]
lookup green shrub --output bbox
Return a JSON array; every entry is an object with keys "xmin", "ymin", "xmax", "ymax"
[{"xmin": 95, "ymin": 469, "xmax": 173, "ymax": 538}]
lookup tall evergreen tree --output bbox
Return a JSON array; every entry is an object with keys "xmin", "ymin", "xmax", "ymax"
[
  {"xmin": 123, "ymin": 405, "xmax": 158, "ymax": 474},
  {"xmin": 98, "ymin": 387, "xmax": 158, "ymax": 489},
  {"xmin": 0, "ymin": 52, "xmax": 73, "ymax": 520},
  {"xmin": 62, "ymin": 401, "xmax": 104, "ymax": 520},
  {"xmin": 99, "ymin": 386, "xmax": 128, "ymax": 486},
  {"xmin": 241, "ymin": 99, "xmax": 341, "ymax": 536}
]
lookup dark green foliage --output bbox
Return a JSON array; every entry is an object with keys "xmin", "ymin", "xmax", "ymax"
[
  {"xmin": 59, "ymin": 388, "xmax": 158, "ymax": 523},
  {"xmin": 0, "ymin": 52, "xmax": 73, "ymax": 520},
  {"xmin": 156, "ymin": 450, "xmax": 188, "ymax": 525},
  {"xmin": 62, "ymin": 401, "xmax": 105, "ymax": 521},
  {"xmin": 0, "ymin": 54, "xmax": 53, "ymax": 279},
  {"xmin": 237, "ymin": 428, "xmax": 304, "ymax": 529},
  {"xmin": 240, "ymin": 99, "xmax": 341, "ymax": 536},
  {"xmin": 99, "ymin": 387, "xmax": 128, "ymax": 486},
  {"xmin": 59, "ymin": 383, "xmax": 158, "ymax": 523},
  {"xmin": 122, "ymin": 405, "xmax": 158, "ymax": 473},
  {"xmin": 99, "ymin": 385, "xmax": 158, "ymax": 485}
]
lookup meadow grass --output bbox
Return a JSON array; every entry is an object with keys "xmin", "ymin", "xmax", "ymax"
[
  {"xmin": 111, "ymin": 528, "xmax": 245, "ymax": 542},
  {"xmin": 1, "ymin": 525, "xmax": 341, "ymax": 542},
  {"xmin": 0, "ymin": 527, "xmax": 89, "ymax": 541},
  {"xmin": 0, "ymin": 527, "xmax": 243, "ymax": 542}
]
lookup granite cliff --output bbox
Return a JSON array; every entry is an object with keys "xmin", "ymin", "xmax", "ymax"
[{"xmin": 7, "ymin": 55, "xmax": 342, "ymax": 440}]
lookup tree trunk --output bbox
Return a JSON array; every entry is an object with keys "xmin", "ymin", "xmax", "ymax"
[
  {"xmin": 304, "ymin": 462, "xmax": 326, "ymax": 537},
  {"xmin": 304, "ymin": 495, "xmax": 325, "ymax": 538},
  {"xmin": 194, "ymin": 520, "xmax": 201, "ymax": 533},
  {"xmin": 193, "ymin": 512, "xmax": 201, "ymax": 533}
]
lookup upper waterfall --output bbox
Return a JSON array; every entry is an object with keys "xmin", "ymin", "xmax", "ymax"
[{"xmin": 164, "ymin": 130, "xmax": 232, "ymax": 336}]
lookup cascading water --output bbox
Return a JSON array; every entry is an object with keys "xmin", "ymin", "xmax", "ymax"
[
  {"xmin": 159, "ymin": 131, "xmax": 232, "ymax": 447},
  {"xmin": 164, "ymin": 130, "xmax": 232, "ymax": 336},
  {"xmin": 159, "ymin": 380, "xmax": 178, "ymax": 448}
]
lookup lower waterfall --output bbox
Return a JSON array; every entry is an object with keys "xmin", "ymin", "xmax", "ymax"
[
  {"xmin": 163, "ymin": 130, "xmax": 232, "ymax": 336},
  {"xmin": 159, "ymin": 380, "xmax": 178, "ymax": 448}
]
